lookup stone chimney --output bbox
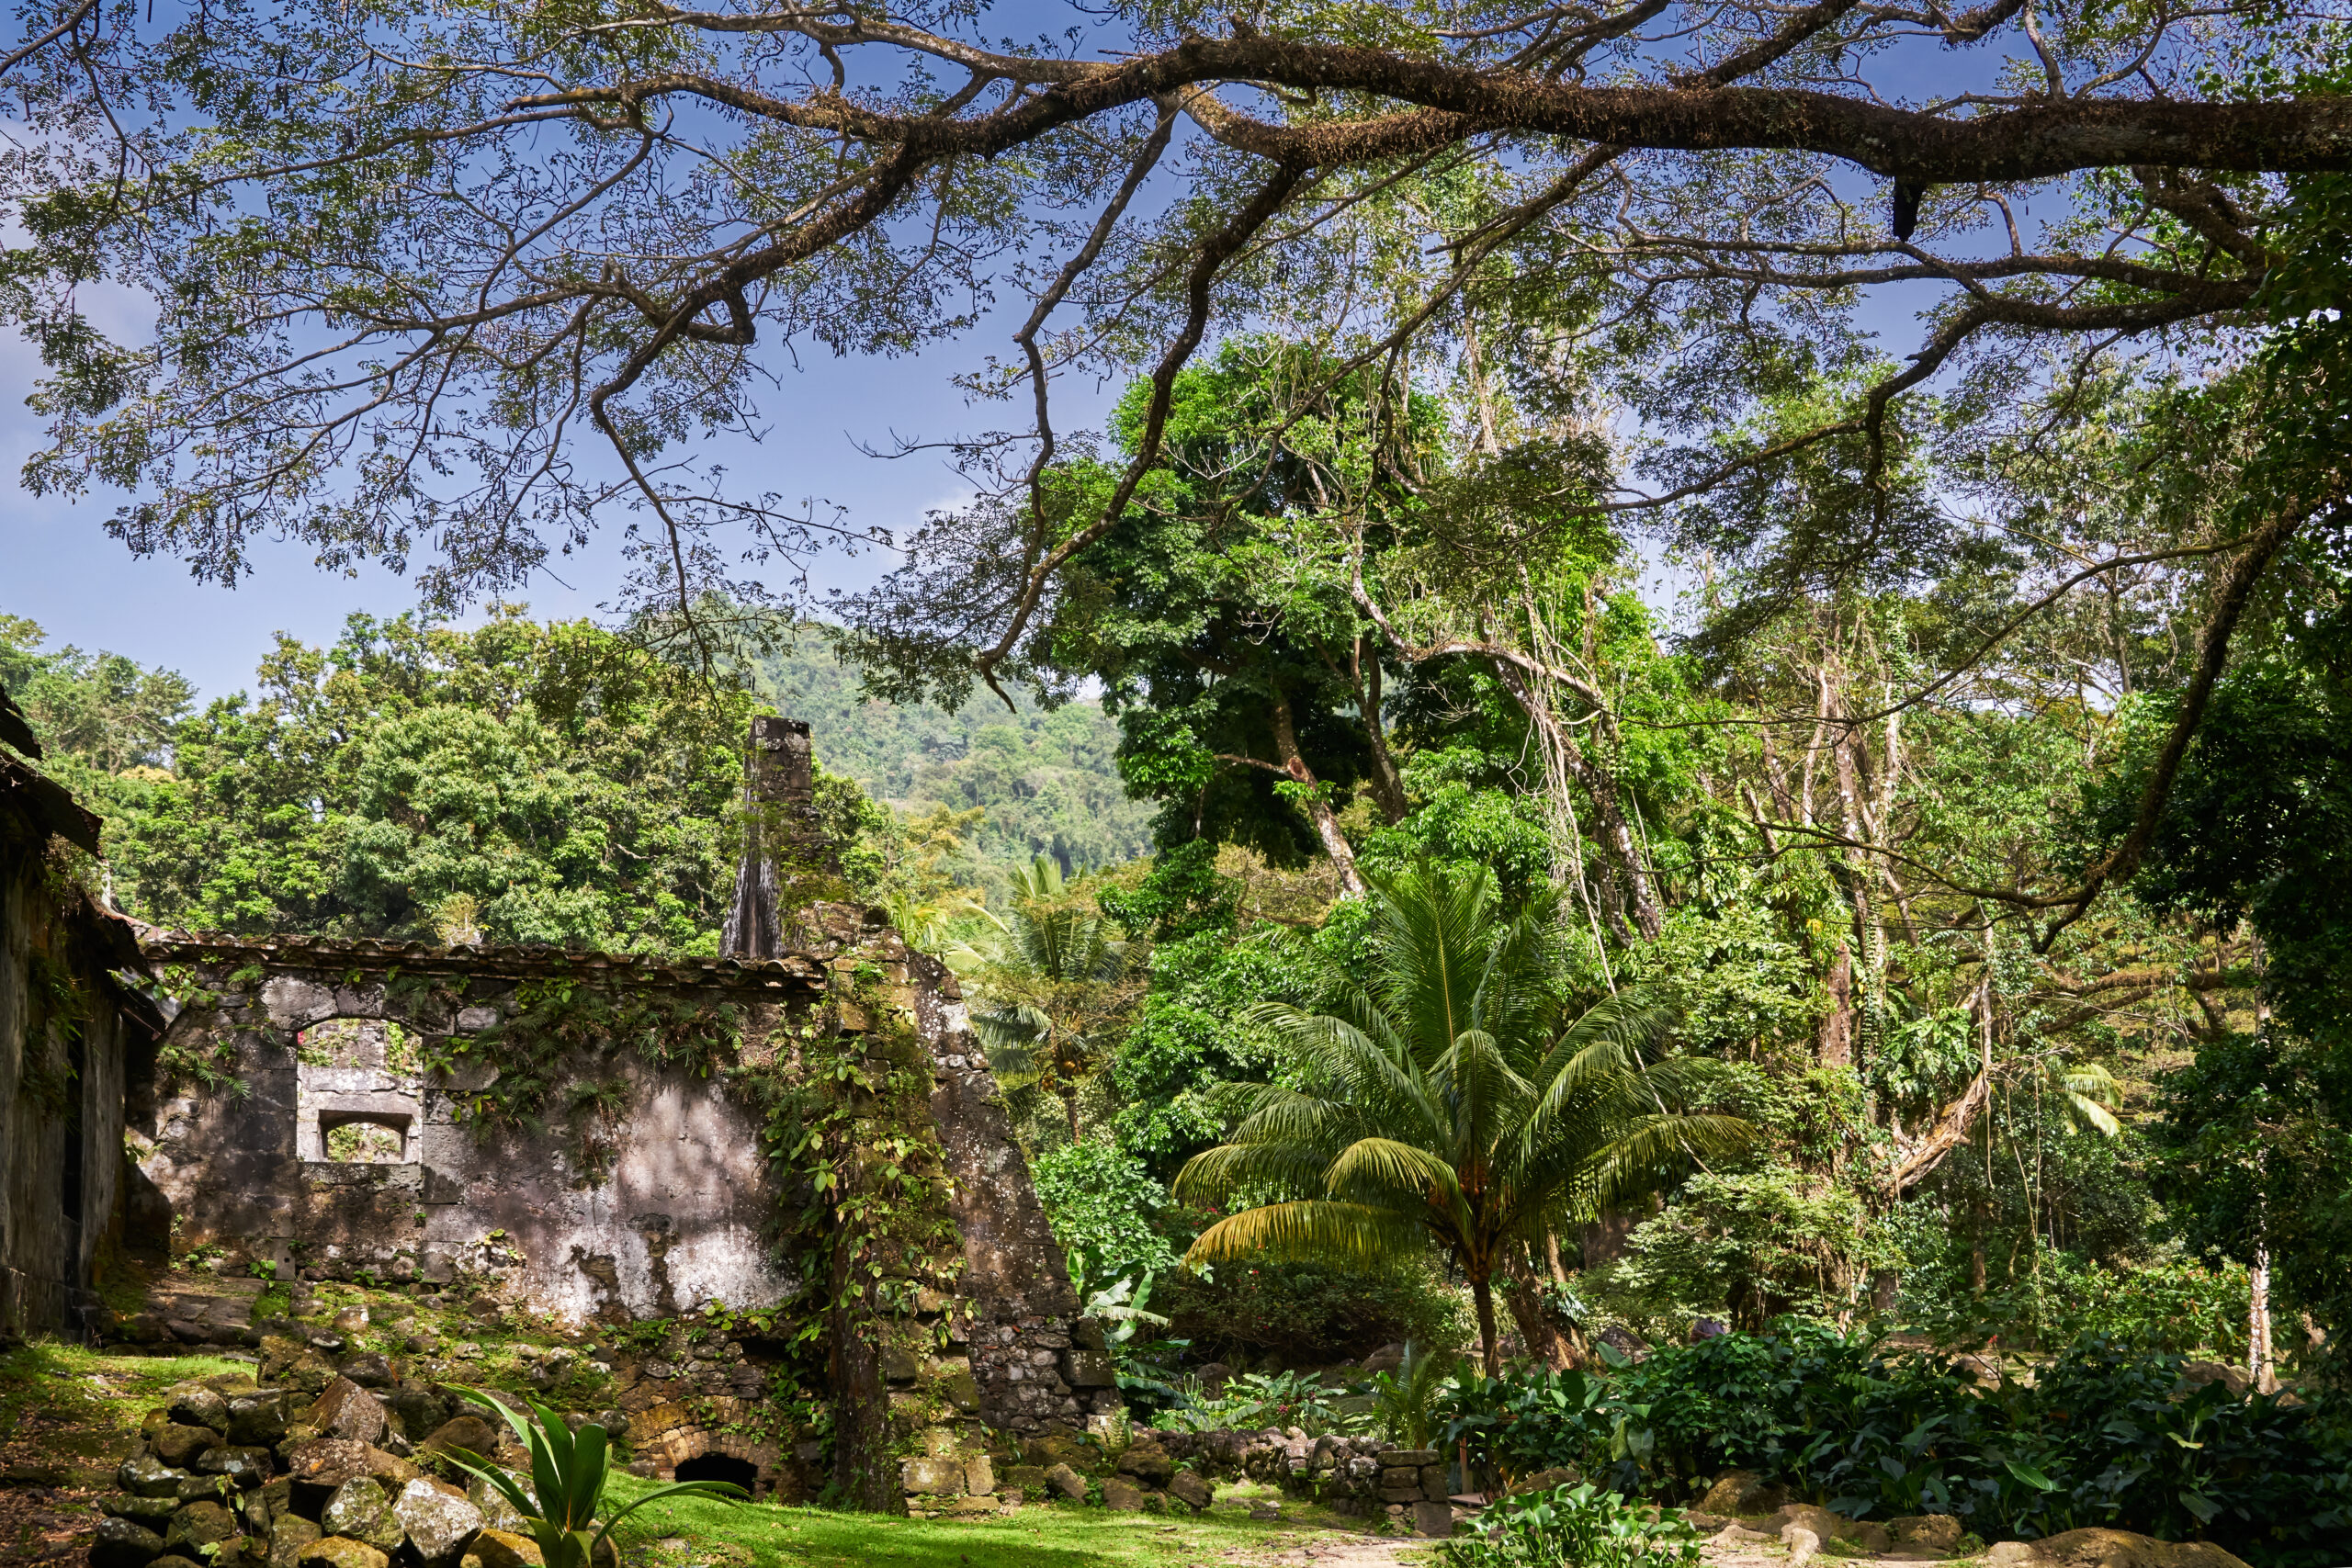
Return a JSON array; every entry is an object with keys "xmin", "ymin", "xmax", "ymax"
[{"xmin": 720, "ymin": 716, "xmax": 820, "ymax": 960}]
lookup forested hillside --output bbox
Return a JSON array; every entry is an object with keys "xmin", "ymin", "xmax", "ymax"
[{"xmin": 758, "ymin": 630, "xmax": 1153, "ymax": 891}]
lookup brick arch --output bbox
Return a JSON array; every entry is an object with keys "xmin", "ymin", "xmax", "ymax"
[{"xmin": 626, "ymin": 1399, "xmax": 784, "ymax": 1500}]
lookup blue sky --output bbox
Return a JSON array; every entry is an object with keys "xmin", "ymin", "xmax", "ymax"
[{"xmin": 0, "ymin": 7, "xmax": 2020, "ymax": 704}]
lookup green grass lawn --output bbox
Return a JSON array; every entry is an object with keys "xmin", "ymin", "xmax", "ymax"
[
  {"xmin": 0, "ymin": 1340, "xmax": 254, "ymax": 1478},
  {"xmin": 602, "ymin": 1473, "xmax": 1416, "ymax": 1568}
]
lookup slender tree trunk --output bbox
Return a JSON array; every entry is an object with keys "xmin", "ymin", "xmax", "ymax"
[
  {"xmin": 1356, "ymin": 652, "xmax": 1408, "ymax": 826},
  {"xmin": 829, "ymin": 1248, "xmax": 903, "ymax": 1512},
  {"xmin": 1487, "ymin": 660, "xmax": 1663, "ymax": 939},
  {"xmin": 2250, "ymin": 1239, "xmax": 2274, "ymax": 1392},
  {"xmin": 1062, "ymin": 1086, "xmax": 1080, "ymax": 1145},
  {"xmin": 1471, "ymin": 1274, "xmax": 1502, "ymax": 1377},
  {"xmin": 1500, "ymin": 1250, "xmax": 1577, "ymax": 1371},
  {"xmin": 1819, "ymin": 941, "xmax": 1854, "ymax": 1066},
  {"xmin": 1270, "ymin": 688, "xmax": 1367, "ymax": 897}
]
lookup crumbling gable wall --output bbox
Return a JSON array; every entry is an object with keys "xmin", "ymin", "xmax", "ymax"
[{"xmin": 135, "ymin": 937, "xmax": 820, "ymax": 1321}]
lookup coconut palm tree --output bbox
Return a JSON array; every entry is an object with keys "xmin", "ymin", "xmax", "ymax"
[
  {"xmin": 970, "ymin": 854, "xmax": 1145, "ymax": 1143},
  {"xmin": 1175, "ymin": 859, "xmax": 1752, "ymax": 1373}
]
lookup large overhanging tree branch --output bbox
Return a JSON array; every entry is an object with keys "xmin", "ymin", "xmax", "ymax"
[{"xmin": 1, "ymin": 0, "xmax": 2340, "ymax": 649}]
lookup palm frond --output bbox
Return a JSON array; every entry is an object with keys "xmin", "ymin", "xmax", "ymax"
[
  {"xmin": 1184, "ymin": 1199, "xmax": 1432, "ymax": 1270},
  {"xmin": 1324, "ymin": 1136, "xmax": 1464, "ymax": 1208}
]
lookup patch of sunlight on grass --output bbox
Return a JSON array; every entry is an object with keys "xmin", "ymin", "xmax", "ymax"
[
  {"xmin": 0, "ymin": 1341, "xmax": 254, "ymax": 1465},
  {"xmin": 602, "ymin": 1472, "xmax": 1356, "ymax": 1568}
]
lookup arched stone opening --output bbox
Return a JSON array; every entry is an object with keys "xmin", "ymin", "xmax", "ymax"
[
  {"xmin": 634, "ymin": 1410, "xmax": 783, "ymax": 1501},
  {"xmin": 674, "ymin": 1453, "xmax": 760, "ymax": 1492}
]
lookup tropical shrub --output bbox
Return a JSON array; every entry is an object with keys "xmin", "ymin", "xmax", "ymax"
[
  {"xmin": 1434, "ymin": 1324, "xmax": 2352, "ymax": 1568},
  {"xmin": 1152, "ymin": 1370, "xmax": 1374, "ymax": 1438},
  {"xmin": 444, "ymin": 1396, "xmax": 745, "ymax": 1568},
  {"xmin": 1442, "ymin": 1483, "xmax": 1703, "ymax": 1568}
]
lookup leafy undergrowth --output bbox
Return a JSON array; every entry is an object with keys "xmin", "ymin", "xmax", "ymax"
[{"xmin": 602, "ymin": 1473, "xmax": 1396, "ymax": 1568}]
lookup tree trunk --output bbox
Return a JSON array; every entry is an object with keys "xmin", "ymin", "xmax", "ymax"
[
  {"xmin": 1356, "ymin": 653, "xmax": 1409, "ymax": 826},
  {"xmin": 1580, "ymin": 1209, "xmax": 1639, "ymax": 1269},
  {"xmin": 1818, "ymin": 940, "xmax": 1854, "ymax": 1066},
  {"xmin": 1270, "ymin": 688, "xmax": 1367, "ymax": 897},
  {"xmin": 1062, "ymin": 1086, "xmax": 1080, "ymax": 1145},
  {"xmin": 1486, "ymin": 659, "xmax": 1663, "ymax": 940},
  {"xmin": 1500, "ymin": 1250, "xmax": 1577, "ymax": 1371},
  {"xmin": 1471, "ymin": 1274, "xmax": 1502, "ymax": 1377},
  {"xmin": 2250, "ymin": 1239, "xmax": 2274, "ymax": 1393}
]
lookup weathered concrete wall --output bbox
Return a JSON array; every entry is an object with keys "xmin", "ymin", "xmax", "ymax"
[
  {"xmin": 0, "ymin": 761, "xmax": 155, "ymax": 1338},
  {"xmin": 136, "ymin": 937, "xmax": 821, "ymax": 1322},
  {"xmin": 134, "ymin": 907, "xmax": 1120, "ymax": 1456}
]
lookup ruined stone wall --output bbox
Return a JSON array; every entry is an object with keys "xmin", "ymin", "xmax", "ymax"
[
  {"xmin": 137, "ymin": 936, "xmax": 822, "ymax": 1322},
  {"xmin": 134, "ymin": 899, "xmax": 1117, "ymax": 1483},
  {"xmin": 0, "ymin": 771, "xmax": 155, "ymax": 1337}
]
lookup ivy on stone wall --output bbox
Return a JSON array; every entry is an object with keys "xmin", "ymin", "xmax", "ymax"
[
  {"xmin": 737, "ymin": 974, "xmax": 966, "ymax": 1511},
  {"xmin": 425, "ymin": 976, "xmax": 748, "ymax": 1179}
]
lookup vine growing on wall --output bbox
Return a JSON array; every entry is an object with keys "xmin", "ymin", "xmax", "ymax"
[
  {"xmin": 736, "ymin": 968, "xmax": 966, "ymax": 1511},
  {"xmin": 426, "ymin": 976, "xmax": 746, "ymax": 1179}
]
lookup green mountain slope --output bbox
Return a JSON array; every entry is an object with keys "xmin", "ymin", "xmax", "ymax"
[{"xmin": 754, "ymin": 630, "xmax": 1154, "ymax": 887}]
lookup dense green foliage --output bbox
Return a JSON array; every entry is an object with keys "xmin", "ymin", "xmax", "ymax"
[
  {"xmin": 1436, "ymin": 1325, "xmax": 2352, "ymax": 1567},
  {"xmin": 1443, "ymin": 1483, "xmax": 1703, "ymax": 1568}
]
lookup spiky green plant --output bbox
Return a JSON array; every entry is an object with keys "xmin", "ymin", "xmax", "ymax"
[
  {"xmin": 1176, "ymin": 860, "xmax": 1753, "ymax": 1374},
  {"xmin": 441, "ymin": 1396, "xmax": 746, "ymax": 1568}
]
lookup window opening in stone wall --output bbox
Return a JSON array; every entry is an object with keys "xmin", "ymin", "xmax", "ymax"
[
  {"xmin": 294, "ymin": 1017, "xmax": 424, "ymax": 1168},
  {"xmin": 674, "ymin": 1454, "xmax": 758, "ymax": 1492},
  {"xmin": 320, "ymin": 1111, "xmax": 411, "ymax": 1163}
]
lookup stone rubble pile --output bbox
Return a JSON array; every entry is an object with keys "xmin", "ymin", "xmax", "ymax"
[
  {"xmin": 1155, "ymin": 1429, "xmax": 1458, "ymax": 1537},
  {"xmin": 88, "ymin": 1369, "xmax": 577, "ymax": 1568}
]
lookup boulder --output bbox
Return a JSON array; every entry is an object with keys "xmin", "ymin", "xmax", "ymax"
[
  {"xmin": 170, "ymin": 1387, "xmax": 235, "ymax": 1433},
  {"xmin": 164, "ymin": 1500, "xmax": 243, "ymax": 1557},
  {"xmin": 197, "ymin": 1447, "xmax": 277, "ymax": 1487},
  {"xmin": 420, "ymin": 1416, "xmax": 500, "ymax": 1462},
  {"xmin": 1193, "ymin": 1362, "xmax": 1236, "ymax": 1396},
  {"xmin": 961, "ymin": 1456, "xmax": 994, "ymax": 1495},
  {"xmin": 105, "ymin": 1495, "xmax": 181, "ymax": 1526},
  {"xmin": 1507, "ymin": 1466, "xmax": 1582, "ymax": 1496},
  {"xmin": 120, "ymin": 1456, "xmax": 193, "ymax": 1499},
  {"xmin": 470, "ymin": 1529, "xmax": 546, "ymax": 1568},
  {"xmin": 393, "ymin": 1478, "xmax": 485, "ymax": 1561},
  {"xmin": 297, "ymin": 1539, "xmax": 390, "ymax": 1568},
  {"xmin": 1043, "ymin": 1463, "xmax": 1088, "ymax": 1503},
  {"xmin": 1767, "ymin": 1505, "xmax": 1850, "ymax": 1543},
  {"xmin": 269, "ymin": 1517, "xmax": 323, "ymax": 1568},
  {"xmin": 1002, "ymin": 1465, "xmax": 1048, "ymax": 1494},
  {"xmin": 1412, "ymin": 1501, "xmax": 1454, "ymax": 1539},
  {"xmin": 1117, "ymin": 1445, "xmax": 1174, "ymax": 1485},
  {"xmin": 464, "ymin": 1475, "xmax": 532, "ymax": 1534},
  {"xmin": 899, "ymin": 1457, "xmax": 964, "ymax": 1497},
  {"xmin": 1782, "ymin": 1526, "xmax": 1822, "ymax": 1567},
  {"xmin": 1360, "ymin": 1344, "xmax": 1407, "ymax": 1376},
  {"xmin": 1101, "ymin": 1478, "xmax": 1147, "ymax": 1511},
  {"xmin": 340, "ymin": 1355, "xmax": 396, "ymax": 1390},
  {"xmin": 2178, "ymin": 1362, "xmax": 2251, "ymax": 1397},
  {"xmin": 1891, "ymin": 1516, "xmax": 1964, "ymax": 1553},
  {"xmin": 153, "ymin": 1425, "xmax": 223, "ymax": 1467},
  {"xmin": 308, "ymin": 1380, "xmax": 390, "ymax": 1447},
  {"xmin": 230, "ymin": 1396, "xmax": 291, "ymax": 1449},
  {"xmin": 1697, "ymin": 1472, "xmax": 1787, "ymax": 1517},
  {"xmin": 1168, "ymin": 1472, "xmax": 1214, "ymax": 1512},
  {"xmin": 91, "ymin": 1516, "xmax": 169, "ymax": 1568},
  {"xmin": 321, "ymin": 1479, "xmax": 390, "ymax": 1539},
  {"xmin": 2025, "ymin": 1530, "xmax": 2253, "ymax": 1568}
]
